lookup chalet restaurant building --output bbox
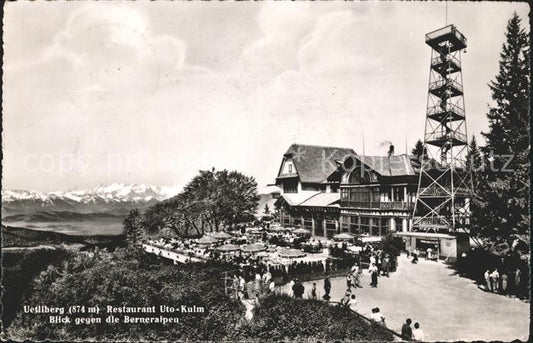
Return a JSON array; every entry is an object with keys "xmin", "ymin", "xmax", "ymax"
[{"xmin": 274, "ymin": 144, "xmax": 420, "ymax": 239}]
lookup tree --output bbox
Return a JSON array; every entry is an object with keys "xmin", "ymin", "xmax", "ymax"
[
  {"xmin": 411, "ymin": 139, "xmax": 427, "ymax": 160},
  {"xmin": 467, "ymin": 136, "xmax": 483, "ymax": 190},
  {"xmin": 264, "ymin": 203, "xmax": 270, "ymax": 215},
  {"xmin": 474, "ymin": 13, "xmax": 530, "ymax": 241},
  {"xmin": 123, "ymin": 209, "xmax": 143, "ymax": 247},
  {"xmin": 144, "ymin": 169, "xmax": 259, "ymax": 237}
]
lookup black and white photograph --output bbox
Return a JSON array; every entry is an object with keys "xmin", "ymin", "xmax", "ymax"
[{"xmin": 1, "ymin": 1, "xmax": 530, "ymax": 342}]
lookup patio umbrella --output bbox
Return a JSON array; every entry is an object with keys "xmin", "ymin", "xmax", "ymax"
[
  {"xmin": 293, "ymin": 228, "xmax": 311, "ymax": 235},
  {"xmin": 210, "ymin": 231, "xmax": 233, "ymax": 240},
  {"xmin": 196, "ymin": 236, "xmax": 219, "ymax": 245},
  {"xmin": 333, "ymin": 233, "xmax": 356, "ymax": 240},
  {"xmin": 269, "ymin": 226, "xmax": 290, "ymax": 232},
  {"xmin": 278, "ymin": 248, "xmax": 307, "ymax": 259},
  {"xmin": 240, "ymin": 243, "xmax": 267, "ymax": 253},
  {"xmin": 216, "ymin": 243, "xmax": 239, "ymax": 252}
]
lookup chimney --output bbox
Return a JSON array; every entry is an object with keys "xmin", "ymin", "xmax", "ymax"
[{"xmin": 388, "ymin": 144, "xmax": 394, "ymax": 157}]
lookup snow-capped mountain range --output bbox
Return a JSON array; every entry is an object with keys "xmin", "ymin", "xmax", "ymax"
[{"xmin": 2, "ymin": 183, "xmax": 182, "ymax": 215}]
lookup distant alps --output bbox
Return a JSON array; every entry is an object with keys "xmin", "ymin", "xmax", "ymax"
[{"xmin": 1, "ymin": 183, "xmax": 183, "ymax": 216}]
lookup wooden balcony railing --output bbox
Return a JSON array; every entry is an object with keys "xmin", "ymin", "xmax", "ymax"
[{"xmin": 340, "ymin": 201, "xmax": 412, "ymax": 210}]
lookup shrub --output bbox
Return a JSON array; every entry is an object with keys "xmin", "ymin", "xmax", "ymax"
[{"xmin": 242, "ymin": 294, "xmax": 393, "ymax": 341}]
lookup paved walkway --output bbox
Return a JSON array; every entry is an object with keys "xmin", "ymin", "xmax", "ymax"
[{"xmin": 280, "ymin": 255, "xmax": 529, "ymax": 341}]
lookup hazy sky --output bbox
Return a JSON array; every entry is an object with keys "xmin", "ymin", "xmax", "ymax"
[{"xmin": 3, "ymin": 2, "xmax": 529, "ymax": 192}]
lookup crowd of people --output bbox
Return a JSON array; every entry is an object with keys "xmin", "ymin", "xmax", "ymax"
[{"xmin": 483, "ymin": 267, "xmax": 522, "ymax": 295}]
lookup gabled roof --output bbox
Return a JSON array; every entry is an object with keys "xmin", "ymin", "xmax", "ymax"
[
  {"xmin": 277, "ymin": 191, "xmax": 320, "ymax": 206},
  {"xmin": 358, "ymin": 154, "xmax": 418, "ymax": 177},
  {"xmin": 298, "ymin": 192, "xmax": 340, "ymax": 207},
  {"xmin": 278, "ymin": 144, "xmax": 356, "ymax": 183},
  {"xmin": 276, "ymin": 191, "xmax": 340, "ymax": 208}
]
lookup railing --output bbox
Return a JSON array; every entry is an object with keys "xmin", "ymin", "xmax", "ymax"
[
  {"xmin": 340, "ymin": 201, "xmax": 412, "ymax": 210},
  {"xmin": 427, "ymin": 102, "xmax": 465, "ymax": 118},
  {"xmin": 429, "ymin": 78, "xmax": 463, "ymax": 94},
  {"xmin": 425, "ymin": 130, "xmax": 467, "ymax": 144},
  {"xmin": 380, "ymin": 201, "xmax": 413, "ymax": 210},
  {"xmin": 431, "ymin": 54, "xmax": 461, "ymax": 70},
  {"xmin": 425, "ymin": 25, "xmax": 467, "ymax": 47}
]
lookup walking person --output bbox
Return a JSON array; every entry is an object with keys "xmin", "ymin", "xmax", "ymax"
[
  {"xmin": 412, "ymin": 322, "xmax": 424, "ymax": 341},
  {"xmin": 346, "ymin": 273, "xmax": 353, "ymax": 290},
  {"xmin": 323, "ymin": 276, "xmax": 331, "ymax": 300},
  {"xmin": 401, "ymin": 318, "xmax": 413, "ymax": 341},
  {"xmin": 353, "ymin": 264, "xmax": 362, "ymax": 287}
]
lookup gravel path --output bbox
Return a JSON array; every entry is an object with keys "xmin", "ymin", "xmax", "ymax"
[{"xmin": 279, "ymin": 254, "xmax": 529, "ymax": 341}]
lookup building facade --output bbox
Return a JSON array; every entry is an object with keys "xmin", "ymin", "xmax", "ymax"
[
  {"xmin": 275, "ymin": 144, "xmax": 356, "ymax": 238},
  {"xmin": 338, "ymin": 154, "xmax": 420, "ymax": 235},
  {"xmin": 275, "ymin": 144, "xmax": 421, "ymax": 238}
]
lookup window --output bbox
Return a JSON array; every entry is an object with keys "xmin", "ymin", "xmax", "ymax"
[
  {"xmin": 349, "ymin": 216, "xmax": 359, "ymax": 234},
  {"xmin": 288, "ymin": 164, "xmax": 293, "ymax": 173},
  {"xmin": 283, "ymin": 180, "xmax": 298, "ymax": 193},
  {"xmin": 293, "ymin": 218, "xmax": 302, "ymax": 226},
  {"xmin": 360, "ymin": 217, "xmax": 370, "ymax": 234},
  {"xmin": 340, "ymin": 216, "xmax": 349, "ymax": 232},
  {"xmin": 303, "ymin": 218, "xmax": 313, "ymax": 230}
]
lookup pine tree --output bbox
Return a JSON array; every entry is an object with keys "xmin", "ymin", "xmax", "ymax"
[
  {"xmin": 467, "ymin": 136, "xmax": 482, "ymax": 190},
  {"xmin": 475, "ymin": 13, "xmax": 530, "ymax": 242},
  {"xmin": 123, "ymin": 209, "xmax": 143, "ymax": 248},
  {"xmin": 411, "ymin": 139, "xmax": 427, "ymax": 160}
]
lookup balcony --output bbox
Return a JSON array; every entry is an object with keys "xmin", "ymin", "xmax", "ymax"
[
  {"xmin": 427, "ymin": 103, "xmax": 465, "ymax": 122},
  {"xmin": 431, "ymin": 54, "xmax": 461, "ymax": 76},
  {"xmin": 429, "ymin": 78, "xmax": 463, "ymax": 98},
  {"xmin": 425, "ymin": 129, "xmax": 467, "ymax": 147},
  {"xmin": 340, "ymin": 201, "xmax": 412, "ymax": 210},
  {"xmin": 425, "ymin": 25, "xmax": 467, "ymax": 53}
]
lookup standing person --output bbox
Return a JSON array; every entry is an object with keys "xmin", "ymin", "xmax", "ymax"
[
  {"xmin": 239, "ymin": 275, "xmax": 246, "ymax": 300},
  {"xmin": 501, "ymin": 273, "xmax": 508, "ymax": 295},
  {"xmin": 484, "ymin": 269, "xmax": 491, "ymax": 292},
  {"xmin": 232, "ymin": 275, "xmax": 240, "ymax": 299},
  {"xmin": 254, "ymin": 273, "xmax": 262, "ymax": 297},
  {"xmin": 269, "ymin": 280, "xmax": 276, "ymax": 294},
  {"xmin": 382, "ymin": 254, "xmax": 390, "ymax": 277},
  {"xmin": 323, "ymin": 276, "xmax": 331, "ymax": 300},
  {"xmin": 401, "ymin": 318, "xmax": 413, "ymax": 341},
  {"xmin": 310, "ymin": 282, "xmax": 317, "ymax": 299},
  {"xmin": 353, "ymin": 264, "xmax": 362, "ymax": 287},
  {"xmin": 514, "ymin": 267, "xmax": 522, "ymax": 296},
  {"xmin": 369, "ymin": 263, "xmax": 379, "ymax": 287},
  {"xmin": 412, "ymin": 322, "xmax": 424, "ymax": 341},
  {"xmin": 491, "ymin": 269, "xmax": 500, "ymax": 293},
  {"xmin": 346, "ymin": 273, "xmax": 353, "ymax": 290},
  {"xmin": 293, "ymin": 279, "xmax": 305, "ymax": 299},
  {"xmin": 288, "ymin": 279, "xmax": 295, "ymax": 297}
]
